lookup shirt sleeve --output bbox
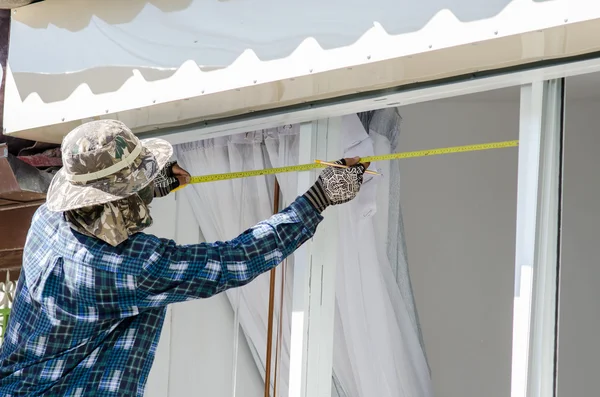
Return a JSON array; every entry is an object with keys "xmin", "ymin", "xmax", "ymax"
[{"xmin": 134, "ymin": 196, "xmax": 323, "ymax": 308}]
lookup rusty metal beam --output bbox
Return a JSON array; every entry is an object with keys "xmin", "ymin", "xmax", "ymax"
[
  {"xmin": 0, "ymin": 9, "xmax": 7, "ymax": 130},
  {"xmin": 0, "ymin": 200, "xmax": 45, "ymax": 211},
  {"xmin": 0, "ymin": 205, "xmax": 38, "ymax": 251},
  {"xmin": 0, "ymin": 249, "xmax": 22, "ymax": 270},
  {"xmin": 0, "ymin": 9, "xmax": 26, "ymax": 274}
]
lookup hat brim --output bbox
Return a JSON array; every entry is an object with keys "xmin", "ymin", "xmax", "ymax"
[{"xmin": 46, "ymin": 138, "xmax": 173, "ymax": 212}]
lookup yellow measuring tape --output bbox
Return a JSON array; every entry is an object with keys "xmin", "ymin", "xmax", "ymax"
[{"xmin": 174, "ymin": 139, "xmax": 518, "ymax": 188}]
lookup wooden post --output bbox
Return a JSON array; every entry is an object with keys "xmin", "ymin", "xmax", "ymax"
[
  {"xmin": 264, "ymin": 180, "xmax": 281, "ymax": 397},
  {"xmin": 273, "ymin": 253, "xmax": 286, "ymax": 397}
]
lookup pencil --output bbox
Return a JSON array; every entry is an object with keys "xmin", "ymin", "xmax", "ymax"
[{"xmin": 315, "ymin": 160, "xmax": 381, "ymax": 176}]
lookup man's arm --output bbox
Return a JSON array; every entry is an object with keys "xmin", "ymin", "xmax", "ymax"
[{"xmin": 134, "ymin": 196, "xmax": 322, "ymax": 308}]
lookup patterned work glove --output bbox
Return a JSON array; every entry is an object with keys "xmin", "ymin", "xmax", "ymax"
[
  {"xmin": 303, "ymin": 159, "xmax": 367, "ymax": 213},
  {"xmin": 153, "ymin": 161, "xmax": 180, "ymax": 197}
]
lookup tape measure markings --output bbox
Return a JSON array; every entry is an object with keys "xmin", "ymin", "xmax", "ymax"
[{"xmin": 182, "ymin": 140, "xmax": 519, "ymax": 185}]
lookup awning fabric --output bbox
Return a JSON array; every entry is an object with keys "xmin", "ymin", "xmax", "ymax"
[{"xmin": 4, "ymin": 0, "xmax": 599, "ymax": 143}]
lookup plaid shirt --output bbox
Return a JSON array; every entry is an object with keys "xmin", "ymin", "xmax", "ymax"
[{"xmin": 0, "ymin": 196, "xmax": 322, "ymax": 396}]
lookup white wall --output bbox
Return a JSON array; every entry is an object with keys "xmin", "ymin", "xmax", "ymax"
[
  {"xmin": 556, "ymin": 97, "xmax": 600, "ymax": 396},
  {"xmin": 399, "ymin": 88, "xmax": 600, "ymax": 397},
  {"xmin": 399, "ymin": 94, "xmax": 520, "ymax": 397},
  {"xmin": 144, "ymin": 192, "xmax": 264, "ymax": 397}
]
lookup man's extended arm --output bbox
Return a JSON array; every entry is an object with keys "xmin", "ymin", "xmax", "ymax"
[
  {"xmin": 134, "ymin": 157, "xmax": 368, "ymax": 308},
  {"xmin": 134, "ymin": 196, "xmax": 321, "ymax": 307}
]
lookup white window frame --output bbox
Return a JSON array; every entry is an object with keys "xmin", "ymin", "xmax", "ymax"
[
  {"xmin": 288, "ymin": 118, "xmax": 342, "ymax": 397},
  {"xmin": 157, "ymin": 56, "xmax": 579, "ymax": 397},
  {"xmin": 529, "ymin": 80, "xmax": 564, "ymax": 397},
  {"xmin": 512, "ymin": 80, "xmax": 564, "ymax": 397}
]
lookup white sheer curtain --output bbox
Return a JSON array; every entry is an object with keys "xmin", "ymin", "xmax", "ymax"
[
  {"xmin": 176, "ymin": 131, "xmax": 294, "ymax": 396},
  {"xmin": 175, "ymin": 111, "xmax": 432, "ymax": 397}
]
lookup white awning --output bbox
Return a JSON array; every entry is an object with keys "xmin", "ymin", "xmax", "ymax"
[{"xmin": 4, "ymin": 0, "xmax": 599, "ymax": 143}]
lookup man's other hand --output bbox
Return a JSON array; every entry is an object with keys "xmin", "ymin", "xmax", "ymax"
[{"xmin": 172, "ymin": 164, "xmax": 191, "ymax": 186}]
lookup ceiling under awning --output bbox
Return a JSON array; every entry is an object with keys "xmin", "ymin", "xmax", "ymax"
[{"xmin": 3, "ymin": 0, "xmax": 600, "ymax": 144}]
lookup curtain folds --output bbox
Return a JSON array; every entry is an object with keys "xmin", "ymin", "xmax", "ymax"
[{"xmin": 175, "ymin": 110, "xmax": 432, "ymax": 397}]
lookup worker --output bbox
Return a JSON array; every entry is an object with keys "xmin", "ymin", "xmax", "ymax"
[{"xmin": 0, "ymin": 119, "xmax": 369, "ymax": 396}]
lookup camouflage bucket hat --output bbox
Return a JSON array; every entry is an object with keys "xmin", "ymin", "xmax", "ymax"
[{"xmin": 46, "ymin": 119, "xmax": 173, "ymax": 212}]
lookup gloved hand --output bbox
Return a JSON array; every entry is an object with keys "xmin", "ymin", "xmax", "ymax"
[
  {"xmin": 153, "ymin": 161, "xmax": 191, "ymax": 198},
  {"xmin": 303, "ymin": 157, "xmax": 370, "ymax": 212}
]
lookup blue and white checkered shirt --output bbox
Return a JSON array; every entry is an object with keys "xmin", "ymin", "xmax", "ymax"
[{"xmin": 0, "ymin": 196, "xmax": 322, "ymax": 396}]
